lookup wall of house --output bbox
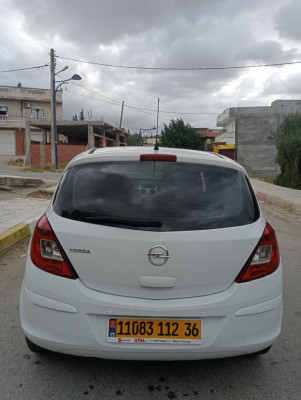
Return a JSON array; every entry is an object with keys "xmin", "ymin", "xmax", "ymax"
[
  {"xmin": 216, "ymin": 112, "xmax": 237, "ymax": 145},
  {"xmin": 235, "ymin": 107, "xmax": 277, "ymax": 178},
  {"xmin": 237, "ymin": 101, "xmax": 301, "ymax": 178},
  {"xmin": 215, "ymin": 127, "xmax": 235, "ymax": 144},
  {"xmin": 30, "ymin": 143, "xmax": 86, "ymax": 166}
]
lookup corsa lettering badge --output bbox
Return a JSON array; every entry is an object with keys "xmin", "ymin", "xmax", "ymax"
[
  {"xmin": 147, "ymin": 245, "xmax": 170, "ymax": 266},
  {"xmin": 70, "ymin": 249, "xmax": 91, "ymax": 254}
]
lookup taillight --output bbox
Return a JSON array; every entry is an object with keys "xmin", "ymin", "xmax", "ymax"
[
  {"xmin": 140, "ymin": 154, "xmax": 177, "ymax": 162},
  {"xmin": 30, "ymin": 214, "xmax": 78, "ymax": 279},
  {"xmin": 235, "ymin": 222, "xmax": 280, "ymax": 283}
]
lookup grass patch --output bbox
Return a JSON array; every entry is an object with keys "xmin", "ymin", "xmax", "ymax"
[
  {"xmin": 263, "ymin": 177, "xmax": 275, "ymax": 184},
  {"xmin": 21, "ymin": 163, "xmax": 67, "ymax": 173},
  {"xmin": 7, "ymin": 158, "xmax": 24, "ymax": 167},
  {"xmin": 8, "ymin": 158, "xmax": 67, "ymax": 173}
]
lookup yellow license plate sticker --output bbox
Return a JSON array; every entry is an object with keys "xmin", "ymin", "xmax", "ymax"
[{"xmin": 107, "ymin": 318, "xmax": 202, "ymax": 344}]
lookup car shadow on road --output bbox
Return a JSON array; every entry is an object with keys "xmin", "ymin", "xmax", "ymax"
[{"xmin": 22, "ymin": 349, "xmax": 275, "ymax": 399}]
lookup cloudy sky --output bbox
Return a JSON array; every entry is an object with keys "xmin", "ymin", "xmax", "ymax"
[{"xmin": 1, "ymin": 0, "xmax": 301, "ymax": 134}]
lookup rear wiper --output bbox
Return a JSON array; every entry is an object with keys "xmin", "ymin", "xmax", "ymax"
[
  {"xmin": 85, "ymin": 216, "xmax": 163, "ymax": 228},
  {"xmin": 70, "ymin": 210, "xmax": 96, "ymax": 220}
]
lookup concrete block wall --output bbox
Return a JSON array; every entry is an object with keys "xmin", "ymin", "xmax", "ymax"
[{"xmin": 236, "ymin": 110, "xmax": 280, "ymax": 178}]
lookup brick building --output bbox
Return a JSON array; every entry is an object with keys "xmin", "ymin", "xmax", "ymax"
[
  {"xmin": 196, "ymin": 128, "xmax": 221, "ymax": 145},
  {"xmin": 0, "ymin": 84, "xmax": 128, "ymax": 166}
]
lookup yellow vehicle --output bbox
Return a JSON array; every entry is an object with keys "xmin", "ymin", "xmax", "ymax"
[
  {"xmin": 214, "ymin": 145, "xmax": 236, "ymax": 160},
  {"xmin": 206, "ymin": 141, "xmax": 226, "ymax": 152}
]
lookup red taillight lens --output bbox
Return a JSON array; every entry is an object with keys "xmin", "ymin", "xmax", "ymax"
[
  {"xmin": 140, "ymin": 154, "xmax": 177, "ymax": 162},
  {"xmin": 235, "ymin": 222, "xmax": 280, "ymax": 283},
  {"xmin": 30, "ymin": 214, "xmax": 78, "ymax": 279}
]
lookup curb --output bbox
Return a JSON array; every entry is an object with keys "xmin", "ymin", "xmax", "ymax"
[
  {"xmin": 0, "ymin": 175, "xmax": 43, "ymax": 187},
  {"xmin": 0, "ymin": 175, "xmax": 58, "ymax": 187},
  {"xmin": 0, "ymin": 223, "xmax": 31, "ymax": 257},
  {"xmin": 251, "ymin": 178, "xmax": 301, "ymax": 217},
  {"xmin": 0, "ymin": 175, "xmax": 57, "ymax": 257},
  {"xmin": 0, "ymin": 215, "xmax": 43, "ymax": 258},
  {"xmin": 255, "ymin": 191, "xmax": 301, "ymax": 215}
]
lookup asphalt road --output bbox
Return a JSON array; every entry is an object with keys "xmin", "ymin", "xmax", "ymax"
[{"xmin": 0, "ymin": 203, "xmax": 300, "ymax": 400}]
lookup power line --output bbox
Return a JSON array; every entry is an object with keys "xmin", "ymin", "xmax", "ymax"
[
  {"xmin": 55, "ymin": 55, "xmax": 301, "ymax": 71},
  {"xmin": 65, "ymin": 88, "xmax": 214, "ymax": 120},
  {"xmin": 124, "ymin": 103, "xmax": 219, "ymax": 115},
  {"xmin": 57, "ymin": 66, "xmax": 182, "ymax": 119},
  {"xmin": 64, "ymin": 78, "xmax": 219, "ymax": 116},
  {"xmin": 66, "ymin": 89, "xmax": 123, "ymax": 107},
  {"xmin": 0, "ymin": 64, "xmax": 49, "ymax": 74},
  {"xmin": 58, "ymin": 69, "xmax": 124, "ymax": 105},
  {"xmin": 71, "ymin": 81, "xmax": 121, "ymax": 105},
  {"xmin": 66, "ymin": 89, "xmax": 172, "ymax": 121},
  {"xmin": 62, "ymin": 91, "xmax": 83, "ymax": 111},
  {"xmin": 65, "ymin": 85, "xmax": 290, "ymax": 121}
]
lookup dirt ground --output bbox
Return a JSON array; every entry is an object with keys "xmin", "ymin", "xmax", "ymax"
[
  {"xmin": 0, "ymin": 184, "xmax": 54, "ymax": 201},
  {"xmin": 0, "ymin": 239, "xmax": 29, "ymax": 290}
]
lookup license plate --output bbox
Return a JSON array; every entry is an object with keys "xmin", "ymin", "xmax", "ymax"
[{"xmin": 107, "ymin": 318, "xmax": 202, "ymax": 344}]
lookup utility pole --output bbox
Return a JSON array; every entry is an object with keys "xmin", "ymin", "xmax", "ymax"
[
  {"xmin": 50, "ymin": 48, "xmax": 55, "ymax": 165},
  {"xmin": 119, "ymin": 100, "xmax": 124, "ymax": 128}
]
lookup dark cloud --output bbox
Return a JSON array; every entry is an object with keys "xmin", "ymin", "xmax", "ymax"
[
  {"xmin": 10, "ymin": 0, "xmax": 264, "ymax": 46},
  {"xmin": 275, "ymin": 0, "xmax": 301, "ymax": 42},
  {"xmin": 1, "ymin": 0, "xmax": 300, "ymax": 133},
  {"xmin": 236, "ymin": 40, "xmax": 298, "ymax": 64}
]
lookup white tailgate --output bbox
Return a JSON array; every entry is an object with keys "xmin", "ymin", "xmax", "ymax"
[{"xmin": 49, "ymin": 211, "xmax": 265, "ymax": 299}]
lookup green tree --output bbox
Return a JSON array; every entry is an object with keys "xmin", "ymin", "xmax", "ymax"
[
  {"xmin": 275, "ymin": 112, "xmax": 301, "ymax": 189},
  {"xmin": 160, "ymin": 119, "xmax": 202, "ymax": 150},
  {"xmin": 126, "ymin": 133, "xmax": 140, "ymax": 146}
]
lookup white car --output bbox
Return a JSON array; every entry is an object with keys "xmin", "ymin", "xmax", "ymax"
[{"xmin": 20, "ymin": 146, "xmax": 282, "ymax": 360}]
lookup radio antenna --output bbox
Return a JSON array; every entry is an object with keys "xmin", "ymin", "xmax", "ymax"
[{"xmin": 154, "ymin": 97, "xmax": 160, "ymax": 150}]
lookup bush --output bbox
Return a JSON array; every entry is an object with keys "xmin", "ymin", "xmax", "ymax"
[{"xmin": 275, "ymin": 113, "xmax": 301, "ymax": 189}]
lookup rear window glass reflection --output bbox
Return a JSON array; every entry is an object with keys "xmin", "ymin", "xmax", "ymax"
[{"xmin": 54, "ymin": 161, "xmax": 258, "ymax": 232}]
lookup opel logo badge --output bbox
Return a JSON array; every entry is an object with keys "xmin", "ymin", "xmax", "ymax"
[{"xmin": 147, "ymin": 245, "xmax": 170, "ymax": 266}]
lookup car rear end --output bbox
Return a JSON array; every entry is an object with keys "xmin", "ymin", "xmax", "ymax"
[{"xmin": 20, "ymin": 147, "xmax": 282, "ymax": 360}]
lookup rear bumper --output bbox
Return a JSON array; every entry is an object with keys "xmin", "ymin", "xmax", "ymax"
[{"xmin": 20, "ymin": 260, "xmax": 282, "ymax": 360}]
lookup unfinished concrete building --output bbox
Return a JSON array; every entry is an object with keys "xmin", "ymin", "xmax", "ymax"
[{"xmin": 216, "ymin": 100, "xmax": 301, "ymax": 178}]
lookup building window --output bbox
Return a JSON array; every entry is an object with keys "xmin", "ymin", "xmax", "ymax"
[
  {"xmin": 31, "ymin": 108, "xmax": 44, "ymax": 119},
  {"xmin": 0, "ymin": 105, "xmax": 8, "ymax": 119}
]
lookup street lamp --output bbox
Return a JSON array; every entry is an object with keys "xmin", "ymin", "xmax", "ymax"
[
  {"xmin": 139, "ymin": 127, "xmax": 156, "ymax": 146},
  {"xmin": 52, "ymin": 73, "xmax": 81, "ymax": 170}
]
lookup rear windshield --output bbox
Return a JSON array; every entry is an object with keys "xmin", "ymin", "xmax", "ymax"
[{"xmin": 53, "ymin": 161, "xmax": 258, "ymax": 232}]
